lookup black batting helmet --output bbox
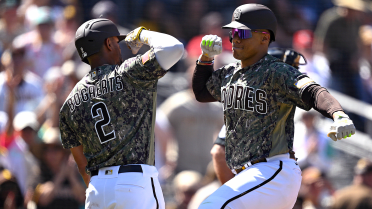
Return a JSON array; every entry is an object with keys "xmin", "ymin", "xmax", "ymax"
[
  {"xmin": 75, "ymin": 18, "xmax": 126, "ymax": 64},
  {"xmin": 223, "ymin": 4, "xmax": 277, "ymax": 42}
]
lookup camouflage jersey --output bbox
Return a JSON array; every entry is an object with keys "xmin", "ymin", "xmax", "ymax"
[
  {"xmin": 206, "ymin": 54, "xmax": 314, "ymax": 170},
  {"xmin": 59, "ymin": 48, "xmax": 165, "ymax": 174}
]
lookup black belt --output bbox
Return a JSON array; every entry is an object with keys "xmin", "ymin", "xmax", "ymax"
[
  {"xmin": 234, "ymin": 151, "xmax": 297, "ymax": 175},
  {"xmin": 234, "ymin": 157, "xmax": 267, "ymax": 174},
  {"xmin": 91, "ymin": 165, "xmax": 143, "ymax": 177}
]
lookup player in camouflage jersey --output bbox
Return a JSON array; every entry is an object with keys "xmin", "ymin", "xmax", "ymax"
[
  {"xmin": 59, "ymin": 18, "xmax": 183, "ymax": 209},
  {"xmin": 211, "ymin": 48, "xmax": 307, "ymax": 185},
  {"xmin": 192, "ymin": 4, "xmax": 356, "ymax": 209}
]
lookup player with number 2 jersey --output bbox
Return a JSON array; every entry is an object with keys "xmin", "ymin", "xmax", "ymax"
[{"xmin": 59, "ymin": 18, "xmax": 183, "ymax": 209}]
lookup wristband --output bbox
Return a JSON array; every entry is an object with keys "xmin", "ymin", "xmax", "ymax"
[{"xmin": 196, "ymin": 59, "xmax": 214, "ymax": 66}]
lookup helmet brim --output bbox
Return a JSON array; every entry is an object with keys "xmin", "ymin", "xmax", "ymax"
[
  {"xmin": 222, "ymin": 21, "xmax": 251, "ymax": 30},
  {"xmin": 118, "ymin": 34, "xmax": 126, "ymax": 42}
]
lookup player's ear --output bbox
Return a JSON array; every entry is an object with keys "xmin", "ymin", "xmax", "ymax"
[{"xmin": 104, "ymin": 38, "xmax": 113, "ymax": 51}]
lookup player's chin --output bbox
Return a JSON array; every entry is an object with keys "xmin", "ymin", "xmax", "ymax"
[{"xmin": 232, "ymin": 51, "xmax": 241, "ymax": 60}]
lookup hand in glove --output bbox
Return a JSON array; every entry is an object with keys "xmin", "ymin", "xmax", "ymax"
[
  {"xmin": 327, "ymin": 111, "xmax": 356, "ymax": 141},
  {"xmin": 200, "ymin": 35, "xmax": 222, "ymax": 58},
  {"xmin": 125, "ymin": 26, "xmax": 147, "ymax": 54}
]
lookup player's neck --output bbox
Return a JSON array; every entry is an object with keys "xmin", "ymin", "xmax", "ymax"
[
  {"xmin": 89, "ymin": 54, "xmax": 116, "ymax": 69},
  {"xmin": 240, "ymin": 51, "xmax": 267, "ymax": 69}
]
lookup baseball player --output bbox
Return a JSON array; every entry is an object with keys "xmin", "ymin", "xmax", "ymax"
[
  {"xmin": 211, "ymin": 47, "xmax": 307, "ymax": 185},
  {"xmin": 59, "ymin": 18, "xmax": 184, "ymax": 209},
  {"xmin": 192, "ymin": 4, "xmax": 356, "ymax": 209}
]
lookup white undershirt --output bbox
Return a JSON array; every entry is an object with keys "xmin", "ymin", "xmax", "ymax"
[{"xmin": 139, "ymin": 30, "xmax": 184, "ymax": 70}]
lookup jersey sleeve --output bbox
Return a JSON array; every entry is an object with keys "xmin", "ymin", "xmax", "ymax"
[
  {"xmin": 214, "ymin": 125, "xmax": 226, "ymax": 146},
  {"xmin": 205, "ymin": 66, "xmax": 227, "ymax": 102},
  {"xmin": 272, "ymin": 62, "xmax": 313, "ymax": 111},
  {"xmin": 59, "ymin": 107, "xmax": 81, "ymax": 149},
  {"xmin": 116, "ymin": 47, "xmax": 167, "ymax": 81}
]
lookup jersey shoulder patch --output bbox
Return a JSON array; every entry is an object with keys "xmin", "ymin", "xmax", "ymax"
[
  {"xmin": 142, "ymin": 51, "xmax": 150, "ymax": 65},
  {"xmin": 294, "ymin": 77, "xmax": 315, "ymax": 89}
]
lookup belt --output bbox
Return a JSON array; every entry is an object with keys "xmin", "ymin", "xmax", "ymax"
[
  {"xmin": 232, "ymin": 151, "xmax": 297, "ymax": 175},
  {"xmin": 91, "ymin": 165, "xmax": 143, "ymax": 177}
]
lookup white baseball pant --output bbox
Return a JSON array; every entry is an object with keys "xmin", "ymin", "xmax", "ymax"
[
  {"xmin": 198, "ymin": 153, "xmax": 302, "ymax": 209},
  {"xmin": 85, "ymin": 164, "xmax": 165, "ymax": 209}
]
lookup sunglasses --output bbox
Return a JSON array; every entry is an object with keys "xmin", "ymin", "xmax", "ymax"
[{"xmin": 231, "ymin": 28, "xmax": 269, "ymax": 39}]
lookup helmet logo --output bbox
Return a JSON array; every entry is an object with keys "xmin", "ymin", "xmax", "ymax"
[
  {"xmin": 234, "ymin": 9, "xmax": 242, "ymax": 20},
  {"xmin": 80, "ymin": 47, "xmax": 87, "ymax": 58}
]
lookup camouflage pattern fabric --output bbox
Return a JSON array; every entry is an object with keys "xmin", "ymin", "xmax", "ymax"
[
  {"xmin": 206, "ymin": 54, "xmax": 313, "ymax": 170},
  {"xmin": 59, "ymin": 48, "xmax": 165, "ymax": 174}
]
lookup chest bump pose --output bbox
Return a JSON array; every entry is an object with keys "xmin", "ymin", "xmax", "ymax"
[
  {"xmin": 59, "ymin": 18, "xmax": 184, "ymax": 209},
  {"xmin": 192, "ymin": 4, "xmax": 355, "ymax": 209}
]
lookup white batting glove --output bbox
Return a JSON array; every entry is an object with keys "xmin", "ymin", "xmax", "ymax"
[
  {"xmin": 200, "ymin": 35, "xmax": 222, "ymax": 58},
  {"xmin": 125, "ymin": 26, "xmax": 147, "ymax": 54},
  {"xmin": 327, "ymin": 112, "xmax": 356, "ymax": 141}
]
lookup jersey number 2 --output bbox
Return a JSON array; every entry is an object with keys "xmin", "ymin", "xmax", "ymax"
[{"xmin": 91, "ymin": 102, "xmax": 116, "ymax": 144}]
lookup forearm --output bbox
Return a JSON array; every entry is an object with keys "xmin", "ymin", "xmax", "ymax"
[
  {"xmin": 139, "ymin": 30, "xmax": 184, "ymax": 70},
  {"xmin": 70, "ymin": 146, "xmax": 90, "ymax": 187},
  {"xmin": 211, "ymin": 144, "xmax": 234, "ymax": 184},
  {"xmin": 301, "ymin": 84, "xmax": 343, "ymax": 119},
  {"xmin": 79, "ymin": 169, "xmax": 90, "ymax": 187},
  {"xmin": 192, "ymin": 64, "xmax": 216, "ymax": 102}
]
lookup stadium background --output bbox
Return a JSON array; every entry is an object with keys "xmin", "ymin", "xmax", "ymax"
[{"xmin": 0, "ymin": 0, "xmax": 372, "ymax": 208}]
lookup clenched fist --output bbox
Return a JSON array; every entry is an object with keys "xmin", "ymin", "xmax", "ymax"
[
  {"xmin": 200, "ymin": 35, "xmax": 222, "ymax": 58},
  {"xmin": 327, "ymin": 112, "xmax": 356, "ymax": 141},
  {"xmin": 125, "ymin": 26, "xmax": 147, "ymax": 54}
]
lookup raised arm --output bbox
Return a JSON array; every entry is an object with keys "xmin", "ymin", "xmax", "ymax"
[
  {"xmin": 192, "ymin": 35, "xmax": 223, "ymax": 102},
  {"xmin": 125, "ymin": 27, "xmax": 184, "ymax": 70}
]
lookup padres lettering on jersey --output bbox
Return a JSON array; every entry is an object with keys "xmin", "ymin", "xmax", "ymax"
[
  {"xmin": 221, "ymin": 84, "xmax": 267, "ymax": 114},
  {"xmin": 206, "ymin": 54, "xmax": 313, "ymax": 170},
  {"xmin": 60, "ymin": 48, "xmax": 166, "ymax": 174}
]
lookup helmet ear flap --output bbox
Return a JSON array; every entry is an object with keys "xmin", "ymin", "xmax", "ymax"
[{"xmin": 229, "ymin": 31, "xmax": 232, "ymax": 43}]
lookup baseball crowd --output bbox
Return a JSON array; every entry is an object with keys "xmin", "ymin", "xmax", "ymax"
[{"xmin": 0, "ymin": 0, "xmax": 371, "ymax": 208}]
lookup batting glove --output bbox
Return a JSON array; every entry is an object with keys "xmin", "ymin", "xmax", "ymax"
[
  {"xmin": 327, "ymin": 112, "xmax": 356, "ymax": 141},
  {"xmin": 200, "ymin": 35, "xmax": 222, "ymax": 58},
  {"xmin": 125, "ymin": 26, "xmax": 147, "ymax": 54}
]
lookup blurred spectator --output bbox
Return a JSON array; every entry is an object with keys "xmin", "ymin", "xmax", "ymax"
[
  {"xmin": 0, "ymin": 169, "xmax": 24, "ymax": 209},
  {"xmin": 313, "ymin": 0, "xmax": 367, "ymax": 100},
  {"xmin": 313, "ymin": 0, "xmax": 370, "ymax": 133},
  {"xmin": 187, "ymin": 161, "xmax": 221, "ymax": 209},
  {"xmin": 299, "ymin": 166, "xmax": 334, "ymax": 209},
  {"xmin": 358, "ymin": 25, "xmax": 372, "ymax": 104},
  {"xmin": 33, "ymin": 128, "xmax": 85, "ymax": 209},
  {"xmin": 13, "ymin": 6, "xmax": 64, "ymax": 79},
  {"xmin": 179, "ymin": 0, "xmax": 208, "ymax": 42},
  {"xmin": 60, "ymin": 60, "xmax": 90, "ymax": 99},
  {"xmin": 0, "ymin": 111, "xmax": 41, "ymax": 207},
  {"xmin": 0, "ymin": 46, "xmax": 43, "ymax": 114},
  {"xmin": 171, "ymin": 170, "xmax": 202, "ymax": 209},
  {"xmin": 293, "ymin": 110, "xmax": 333, "ymax": 173},
  {"xmin": 137, "ymin": 0, "xmax": 183, "ymax": 40},
  {"xmin": 266, "ymin": 0, "xmax": 312, "ymax": 47},
  {"xmin": 18, "ymin": 0, "xmax": 64, "ymax": 32},
  {"xmin": 0, "ymin": 0, "xmax": 24, "ymax": 50},
  {"xmin": 158, "ymin": 65, "xmax": 224, "ymax": 175},
  {"xmin": 154, "ymin": 109, "xmax": 177, "ymax": 182},
  {"xmin": 331, "ymin": 158, "xmax": 372, "ymax": 209},
  {"xmin": 35, "ymin": 66, "xmax": 65, "ymax": 137},
  {"xmin": 293, "ymin": 29, "xmax": 330, "ymax": 87},
  {"xmin": 54, "ymin": 4, "xmax": 81, "ymax": 60}
]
